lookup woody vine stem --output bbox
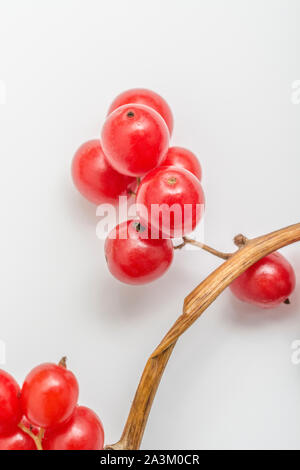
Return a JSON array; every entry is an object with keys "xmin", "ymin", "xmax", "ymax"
[{"xmin": 106, "ymin": 222, "xmax": 300, "ymax": 450}]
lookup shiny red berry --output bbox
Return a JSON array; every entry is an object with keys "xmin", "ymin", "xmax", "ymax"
[
  {"xmin": 163, "ymin": 146, "xmax": 202, "ymax": 181},
  {"xmin": 72, "ymin": 140, "xmax": 135, "ymax": 205},
  {"xmin": 230, "ymin": 252, "xmax": 296, "ymax": 309},
  {"xmin": 0, "ymin": 427, "xmax": 36, "ymax": 450},
  {"xmin": 136, "ymin": 166, "xmax": 205, "ymax": 238},
  {"xmin": 43, "ymin": 406, "xmax": 104, "ymax": 450},
  {"xmin": 105, "ymin": 220, "xmax": 174, "ymax": 285},
  {"xmin": 107, "ymin": 88, "xmax": 174, "ymax": 135},
  {"xmin": 101, "ymin": 104, "xmax": 169, "ymax": 177},
  {"xmin": 0, "ymin": 370, "xmax": 22, "ymax": 435},
  {"xmin": 21, "ymin": 363, "xmax": 79, "ymax": 428}
]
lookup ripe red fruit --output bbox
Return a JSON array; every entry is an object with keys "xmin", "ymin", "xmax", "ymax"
[
  {"xmin": 107, "ymin": 88, "xmax": 174, "ymax": 135},
  {"xmin": 101, "ymin": 104, "xmax": 169, "ymax": 177},
  {"xmin": 72, "ymin": 140, "xmax": 135, "ymax": 205},
  {"xmin": 163, "ymin": 146, "xmax": 202, "ymax": 181},
  {"xmin": 136, "ymin": 166, "xmax": 205, "ymax": 238},
  {"xmin": 0, "ymin": 428, "xmax": 36, "ymax": 450},
  {"xmin": 105, "ymin": 220, "xmax": 174, "ymax": 285},
  {"xmin": 230, "ymin": 252, "xmax": 296, "ymax": 309},
  {"xmin": 42, "ymin": 406, "xmax": 104, "ymax": 450},
  {"xmin": 21, "ymin": 363, "xmax": 79, "ymax": 428},
  {"xmin": 0, "ymin": 370, "xmax": 22, "ymax": 435}
]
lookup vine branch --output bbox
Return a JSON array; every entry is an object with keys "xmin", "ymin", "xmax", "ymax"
[{"xmin": 106, "ymin": 222, "xmax": 300, "ymax": 450}]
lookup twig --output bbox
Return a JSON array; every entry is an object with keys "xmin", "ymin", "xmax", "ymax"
[
  {"xmin": 18, "ymin": 423, "xmax": 44, "ymax": 451},
  {"xmin": 174, "ymin": 236, "xmax": 234, "ymax": 260},
  {"xmin": 106, "ymin": 222, "xmax": 300, "ymax": 450}
]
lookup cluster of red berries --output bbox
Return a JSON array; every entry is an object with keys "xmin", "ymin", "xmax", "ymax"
[
  {"xmin": 0, "ymin": 359, "xmax": 104, "ymax": 450},
  {"xmin": 72, "ymin": 88, "xmax": 296, "ymax": 308},
  {"xmin": 72, "ymin": 88, "xmax": 205, "ymax": 285}
]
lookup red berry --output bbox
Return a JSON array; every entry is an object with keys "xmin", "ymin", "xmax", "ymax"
[
  {"xmin": 230, "ymin": 252, "xmax": 296, "ymax": 309},
  {"xmin": 101, "ymin": 104, "xmax": 169, "ymax": 177},
  {"xmin": 107, "ymin": 88, "xmax": 174, "ymax": 135},
  {"xmin": 0, "ymin": 370, "xmax": 22, "ymax": 435},
  {"xmin": 72, "ymin": 140, "xmax": 135, "ymax": 205},
  {"xmin": 105, "ymin": 220, "xmax": 174, "ymax": 285},
  {"xmin": 163, "ymin": 146, "xmax": 202, "ymax": 181},
  {"xmin": 136, "ymin": 166, "xmax": 205, "ymax": 238},
  {"xmin": 21, "ymin": 363, "xmax": 79, "ymax": 428},
  {"xmin": 42, "ymin": 406, "xmax": 104, "ymax": 450},
  {"xmin": 0, "ymin": 428, "xmax": 36, "ymax": 450}
]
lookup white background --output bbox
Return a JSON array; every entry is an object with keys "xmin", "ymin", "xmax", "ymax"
[{"xmin": 0, "ymin": 0, "xmax": 300, "ymax": 450}]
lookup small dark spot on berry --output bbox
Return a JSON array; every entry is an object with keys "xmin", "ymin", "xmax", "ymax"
[
  {"xmin": 167, "ymin": 177, "xmax": 177, "ymax": 185},
  {"xmin": 134, "ymin": 222, "xmax": 146, "ymax": 233},
  {"xmin": 127, "ymin": 111, "xmax": 135, "ymax": 118}
]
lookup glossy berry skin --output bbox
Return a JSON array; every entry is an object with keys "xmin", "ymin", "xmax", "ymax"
[
  {"xmin": 105, "ymin": 220, "xmax": 174, "ymax": 285},
  {"xmin": 21, "ymin": 363, "xmax": 79, "ymax": 428},
  {"xmin": 42, "ymin": 406, "xmax": 104, "ymax": 450},
  {"xmin": 0, "ymin": 370, "xmax": 22, "ymax": 435},
  {"xmin": 163, "ymin": 146, "xmax": 202, "ymax": 181},
  {"xmin": 136, "ymin": 166, "xmax": 205, "ymax": 238},
  {"xmin": 0, "ymin": 428, "xmax": 36, "ymax": 450},
  {"xmin": 72, "ymin": 140, "xmax": 135, "ymax": 205},
  {"xmin": 230, "ymin": 252, "xmax": 296, "ymax": 309},
  {"xmin": 107, "ymin": 88, "xmax": 174, "ymax": 135},
  {"xmin": 101, "ymin": 104, "xmax": 169, "ymax": 177}
]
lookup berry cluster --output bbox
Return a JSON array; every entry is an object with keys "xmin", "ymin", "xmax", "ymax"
[
  {"xmin": 0, "ymin": 359, "xmax": 104, "ymax": 450},
  {"xmin": 72, "ymin": 88, "xmax": 205, "ymax": 285},
  {"xmin": 72, "ymin": 88, "xmax": 296, "ymax": 308}
]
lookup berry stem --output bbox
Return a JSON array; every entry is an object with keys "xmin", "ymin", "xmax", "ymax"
[
  {"xmin": 174, "ymin": 236, "xmax": 233, "ymax": 260},
  {"xmin": 128, "ymin": 178, "xmax": 141, "ymax": 197},
  {"xmin": 18, "ymin": 422, "xmax": 44, "ymax": 451},
  {"xmin": 58, "ymin": 356, "xmax": 67, "ymax": 368}
]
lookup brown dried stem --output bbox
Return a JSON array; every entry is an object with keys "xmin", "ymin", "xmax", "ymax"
[
  {"xmin": 18, "ymin": 423, "xmax": 44, "ymax": 451},
  {"xmin": 106, "ymin": 222, "xmax": 300, "ymax": 450},
  {"xmin": 174, "ymin": 236, "xmax": 233, "ymax": 260}
]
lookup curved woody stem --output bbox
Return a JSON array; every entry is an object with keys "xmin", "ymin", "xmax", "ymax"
[{"xmin": 106, "ymin": 222, "xmax": 300, "ymax": 450}]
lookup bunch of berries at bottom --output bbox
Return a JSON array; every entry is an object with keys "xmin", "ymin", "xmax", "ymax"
[
  {"xmin": 0, "ymin": 358, "xmax": 104, "ymax": 450},
  {"xmin": 72, "ymin": 88, "xmax": 205, "ymax": 285}
]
